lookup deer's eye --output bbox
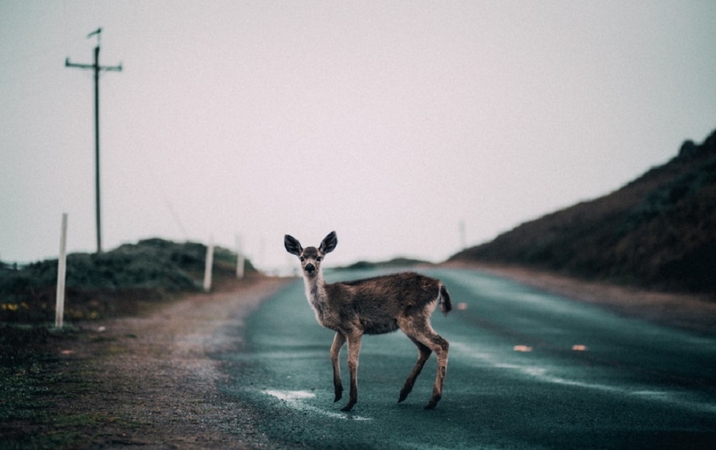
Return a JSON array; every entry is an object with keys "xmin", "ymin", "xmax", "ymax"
[
  {"xmin": 316, "ymin": 256, "xmax": 322, "ymax": 262},
  {"xmin": 299, "ymin": 257, "xmax": 305, "ymax": 262}
]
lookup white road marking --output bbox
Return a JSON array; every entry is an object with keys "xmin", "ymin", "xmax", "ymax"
[{"xmin": 262, "ymin": 389, "xmax": 372, "ymax": 421}]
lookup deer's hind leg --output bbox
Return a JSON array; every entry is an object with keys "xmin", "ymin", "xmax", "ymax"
[
  {"xmin": 398, "ymin": 337, "xmax": 432, "ymax": 403},
  {"xmin": 330, "ymin": 332, "xmax": 346, "ymax": 402},
  {"xmin": 415, "ymin": 328, "xmax": 449, "ymax": 410},
  {"xmin": 400, "ymin": 319, "xmax": 450, "ymax": 409}
]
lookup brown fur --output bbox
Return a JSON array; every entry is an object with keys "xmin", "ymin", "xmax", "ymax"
[{"xmin": 284, "ymin": 231, "xmax": 452, "ymax": 411}]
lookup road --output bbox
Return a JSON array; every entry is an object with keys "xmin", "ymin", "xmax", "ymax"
[{"xmin": 217, "ymin": 268, "xmax": 716, "ymax": 449}]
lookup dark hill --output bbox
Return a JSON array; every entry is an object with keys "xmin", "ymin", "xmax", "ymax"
[
  {"xmin": 0, "ymin": 238, "xmax": 256, "ymax": 322},
  {"xmin": 449, "ymin": 128, "xmax": 716, "ymax": 297},
  {"xmin": 335, "ymin": 257, "xmax": 431, "ymax": 271}
]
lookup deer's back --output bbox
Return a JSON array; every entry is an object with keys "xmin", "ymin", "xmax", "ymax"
[{"xmin": 328, "ymin": 272, "xmax": 442, "ymax": 335}]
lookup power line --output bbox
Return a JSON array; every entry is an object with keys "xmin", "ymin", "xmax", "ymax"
[{"xmin": 65, "ymin": 28, "xmax": 122, "ymax": 253}]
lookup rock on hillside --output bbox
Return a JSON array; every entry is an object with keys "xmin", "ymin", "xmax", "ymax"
[{"xmin": 450, "ymin": 129, "xmax": 716, "ymax": 296}]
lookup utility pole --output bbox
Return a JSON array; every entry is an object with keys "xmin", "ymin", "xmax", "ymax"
[{"xmin": 65, "ymin": 28, "xmax": 122, "ymax": 253}]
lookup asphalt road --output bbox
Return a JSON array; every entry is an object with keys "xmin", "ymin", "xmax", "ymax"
[{"xmin": 218, "ymin": 268, "xmax": 716, "ymax": 449}]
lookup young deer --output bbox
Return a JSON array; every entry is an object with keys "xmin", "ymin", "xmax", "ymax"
[{"xmin": 284, "ymin": 231, "xmax": 452, "ymax": 411}]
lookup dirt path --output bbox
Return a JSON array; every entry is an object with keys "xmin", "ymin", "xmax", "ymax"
[
  {"xmin": 50, "ymin": 275, "xmax": 290, "ymax": 449},
  {"xmin": 444, "ymin": 261, "xmax": 716, "ymax": 336}
]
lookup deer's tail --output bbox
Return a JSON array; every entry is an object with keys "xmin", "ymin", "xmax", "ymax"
[{"xmin": 439, "ymin": 284, "xmax": 453, "ymax": 316}]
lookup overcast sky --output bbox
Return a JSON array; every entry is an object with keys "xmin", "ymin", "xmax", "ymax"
[{"xmin": 2, "ymin": 0, "xmax": 715, "ymax": 271}]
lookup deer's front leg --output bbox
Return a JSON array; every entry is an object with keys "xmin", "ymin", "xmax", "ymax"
[
  {"xmin": 341, "ymin": 333, "xmax": 362, "ymax": 412},
  {"xmin": 330, "ymin": 332, "xmax": 346, "ymax": 402}
]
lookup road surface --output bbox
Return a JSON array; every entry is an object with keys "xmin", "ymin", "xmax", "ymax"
[{"xmin": 217, "ymin": 268, "xmax": 716, "ymax": 449}]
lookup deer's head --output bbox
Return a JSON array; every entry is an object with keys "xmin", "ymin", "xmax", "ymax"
[{"xmin": 284, "ymin": 231, "xmax": 337, "ymax": 278}]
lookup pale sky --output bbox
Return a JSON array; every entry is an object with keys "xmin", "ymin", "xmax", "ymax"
[{"xmin": 2, "ymin": 1, "xmax": 715, "ymax": 272}]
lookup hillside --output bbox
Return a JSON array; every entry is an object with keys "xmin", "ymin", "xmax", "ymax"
[
  {"xmin": 335, "ymin": 257, "xmax": 431, "ymax": 271},
  {"xmin": 450, "ymin": 128, "xmax": 716, "ymax": 297},
  {"xmin": 0, "ymin": 238, "xmax": 256, "ymax": 322}
]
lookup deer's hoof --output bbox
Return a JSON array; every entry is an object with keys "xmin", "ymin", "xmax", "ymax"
[
  {"xmin": 334, "ymin": 392, "xmax": 342, "ymax": 402},
  {"xmin": 341, "ymin": 400, "xmax": 356, "ymax": 412},
  {"xmin": 424, "ymin": 395, "xmax": 441, "ymax": 410},
  {"xmin": 398, "ymin": 390, "xmax": 409, "ymax": 403}
]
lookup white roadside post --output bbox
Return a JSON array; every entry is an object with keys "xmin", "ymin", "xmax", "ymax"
[
  {"xmin": 203, "ymin": 235, "xmax": 214, "ymax": 292},
  {"xmin": 55, "ymin": 213, "xmax": 68, "ymax": 329},
  {"xmin": 235, "ymin": 234, "xmax": 245, "ymax": 280}
]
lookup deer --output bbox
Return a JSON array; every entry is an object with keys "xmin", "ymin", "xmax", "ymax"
[{"xmin": 284, "ymin": 231, "xmax": 452, "ymax": 411}]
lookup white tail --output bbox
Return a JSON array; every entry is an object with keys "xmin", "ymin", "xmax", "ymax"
[{"xmin": 284, "ymin": 231, "xmax": 452, "ymax": 411}]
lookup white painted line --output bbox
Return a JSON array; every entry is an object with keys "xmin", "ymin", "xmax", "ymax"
[{"xmin": 262, "ymin": 389, "xmax": 372, "ymax": 421}]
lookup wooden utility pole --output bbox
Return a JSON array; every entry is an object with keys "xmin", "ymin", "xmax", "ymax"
[{"xmin": 65, "ymin": 28, "xmax": 122, "ymax": 253}]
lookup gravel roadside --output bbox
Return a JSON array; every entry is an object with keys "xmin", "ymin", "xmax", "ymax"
[{"xmin": 38, "ymin": 276, "xmax": 290, "ymax": 449}]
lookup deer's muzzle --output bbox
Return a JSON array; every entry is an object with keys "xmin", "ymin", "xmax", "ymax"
[{"xmin": 305, "ymin": 263, "xmax": 316, "ymax": 274}]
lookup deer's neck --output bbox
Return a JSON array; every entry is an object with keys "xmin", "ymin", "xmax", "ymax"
[{"xmin": 303, "ymin": 272, "xmax": 329, "ymax": 322}]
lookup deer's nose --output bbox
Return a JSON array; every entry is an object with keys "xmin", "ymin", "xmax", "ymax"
[{"xmin": 305, "ymin": 263, "xmax": 316, "ymax": 274}]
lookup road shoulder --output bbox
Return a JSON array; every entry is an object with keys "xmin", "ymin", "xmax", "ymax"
[{"xmin": 38, "ymin": 275, "xmax": 289, "ymax": 449}]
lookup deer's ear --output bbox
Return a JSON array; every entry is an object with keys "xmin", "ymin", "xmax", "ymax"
[
  {"xmin": 319, "ymin": 231, "xmax": 338, "ymax": 254},
  {"xmin": 284, "ymin": 235, "xmax": 303, "ymax": 256}
]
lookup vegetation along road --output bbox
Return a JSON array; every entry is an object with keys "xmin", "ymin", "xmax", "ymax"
[{"xmin": 218, "ymin": 267, "xmax": 716, "ymax": 449}]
